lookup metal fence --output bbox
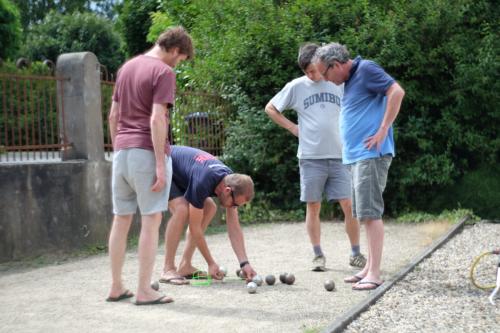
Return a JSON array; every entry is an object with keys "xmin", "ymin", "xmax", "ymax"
[
  {"xmin": 0, "ymin": 73, "xmax": 70, "ymax": 162},
  {"xmin": 0, "ymin": 71, "xmax": 231, "ymax": 163},
  {"xmin": 101, "ymin": 84, "xmax": 231, "ymax": 158}
]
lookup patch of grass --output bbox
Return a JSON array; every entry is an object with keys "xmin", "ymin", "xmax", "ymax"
[
  {"xmin": 303, "ymin": 326, "xmax": 321, "ymax": 333},
  {"xmin": 396, "ymin": 208, "xmax": 479, "ymax": 224}
]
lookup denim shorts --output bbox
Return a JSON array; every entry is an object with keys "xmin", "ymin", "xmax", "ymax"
[
  {"xmin": 112, "ymin": 148, "xmax": 172, "ymax": 215},
  {"xmin": 350, "ymin": 155, "xmax": 392, "ymax": 221},
  {"xmin": 299, "ymin": 158, "xmax": 351, "ymax": 203}
]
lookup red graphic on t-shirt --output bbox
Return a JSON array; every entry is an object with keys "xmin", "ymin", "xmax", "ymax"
[{"xmin": 194, "ymin": 153, "xmax": 216, "ymax": 163}]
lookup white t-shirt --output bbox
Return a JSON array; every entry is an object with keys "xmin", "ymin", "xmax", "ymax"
[{"xmin": 270, "ymin": 76, "xmax": 344, "ymax": 159}]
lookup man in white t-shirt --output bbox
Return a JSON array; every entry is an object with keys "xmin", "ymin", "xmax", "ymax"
[{"xmin": 264, "ymin": 43, "xmax": 366, "ymax": 270}]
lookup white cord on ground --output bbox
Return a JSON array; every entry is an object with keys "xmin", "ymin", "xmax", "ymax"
[{"xmin": 489, "ymin": 267, "xmax": 500, "ymax": 305}]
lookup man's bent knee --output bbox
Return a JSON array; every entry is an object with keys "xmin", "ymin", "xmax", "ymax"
[{"xmin": 169, "ymin": 198, "xmax": 189, "ymax": 218}]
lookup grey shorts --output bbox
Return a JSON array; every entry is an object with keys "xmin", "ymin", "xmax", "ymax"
[
  {"xmin": 112, "ymin": 148, "xmax": 172, "ymax": 215},
  {"xmin": 299, "ymin": 159, "xmax": 351, "ymax": 203},
  {"xmin": 350, "ymin": 155, "xmax": 392, "ymax": 221}
]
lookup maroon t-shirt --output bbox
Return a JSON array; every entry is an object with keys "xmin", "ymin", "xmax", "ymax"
[{"xmin": 112, "ymin": 55, "xmax": 175, "ymax": 155}]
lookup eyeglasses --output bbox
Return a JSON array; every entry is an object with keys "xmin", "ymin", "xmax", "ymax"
[
  {"xmin": 321, "ymin": 63, "xmax": 333, "ymax": 78},
  {"xmin": 230, "ymin": 187, "xmax": 239, "ymax": 207}
]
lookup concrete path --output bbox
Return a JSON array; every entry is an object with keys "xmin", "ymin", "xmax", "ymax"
[{"xmin": 0, "ymin": 220, "xmax": 451, "ymax": 333}]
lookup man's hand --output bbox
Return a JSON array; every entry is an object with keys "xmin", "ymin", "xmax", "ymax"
[
  {"xmin": 208, "ymin": 262, "xmax": 223, "ymax": 280},
  {"xmin": 242, "ymin": 264, "xmax": 257, "ymax": 282},
  {"xmin": 364, "ymin": 126, "xmax": 389, "ymax": 152},
  {"xmin": 151, "ymin": 165, "xmax": 166, "ymax": 192},
  {"xmin": 288, "ymin": 124, "xmax": 299, "ymax": 137}
]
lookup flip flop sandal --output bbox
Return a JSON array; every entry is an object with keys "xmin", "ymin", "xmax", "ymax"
[
  {"xmin": 135, "ymin": 295, "xmax": 174, "ymax": 306},
  {"xmin": 344, "ymin": 275, "xmax": 364, "ymax": 283},
  {"xmin": 159, "ymin": 275, "xmax": 189, "ymax": 285},
  {"xmin": 106, "ymin": 290, "xmax": 134, "ymax": 302},
  {"xmin": 352, "ymin": 281, "xmax": 382, "ymax": 291}
]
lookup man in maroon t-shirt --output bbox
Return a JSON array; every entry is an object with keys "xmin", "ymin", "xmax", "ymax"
[{"xmin": 106, "ymin": 27, "xmax": 193, "ymax": 306}]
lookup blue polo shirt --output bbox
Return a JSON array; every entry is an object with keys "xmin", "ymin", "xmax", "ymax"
[
  {"xmin": 340, "ymin": 56, "xmax": 396, "ymax": 164},
  {"xmin": 171, "ymin": 146, "xmax": 232, "ymax": 209}
]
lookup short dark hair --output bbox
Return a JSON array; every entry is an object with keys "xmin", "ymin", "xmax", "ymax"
[
  {"xmin": 225, "ymin": 174, "xmax": 254, "ymax": 202},
  {"xmin": 297, "ymin": 43, "xmax": 319, "ymax": 71},
  {"xmin": 156, "ymin": 26, "xmax": 194, "ymax": 60}
]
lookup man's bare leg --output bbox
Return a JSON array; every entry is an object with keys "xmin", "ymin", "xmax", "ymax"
[
  {"xmin": 354, "ymin": 219, "xmax": 384, "ymax": 289},
  {"xmin": 306, "ymin": 201, "xmax": 322, "ymax": 248},
  {"xmin": 161, "ymin": 197, "xmax": 189, "ymax": 279},
  {"xmin": 364, "ymin": 219, "xmax": 384, "ymax": 281},
  {"xmin": 136, "ymin": 213, "xmax": 171, "ymax": 303},
  {"xmin": 108, "ymin": 214, "xmax": 133, "ymax": 299},
  {"xmin": 338, "ymin": 199, "xmax": 360, "ymax": 247},
  {"xmin": 306, "ymin": 201, "xmax": 326, "ymax": 271},
  {"xmin": 177, "ymin": 198, "xmax": 217, "ymax": 275}
]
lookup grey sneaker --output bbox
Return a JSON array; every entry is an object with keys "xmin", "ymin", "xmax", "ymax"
[
  {"xmin": 312, "ymin": 255, "xmax": 326, "ymax": 272},
  {"xmin": 350, "ymin": 253, "xmax": 367, "ymax": 268}
]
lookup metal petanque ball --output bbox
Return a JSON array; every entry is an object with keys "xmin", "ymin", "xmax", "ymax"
[
  {"xmin": 279, "ymin": 272, "xmax": 288, "ymax": 284},
  {"xmin": 324, "ymin": 279, "xmax": 335, "ymax": 292},
  {"xmin": 265, "ymin": 274, "xmax": 276, "ymax": 285},
  {"xmin": 236, "ymin": 268, "xmax": 241, "ymax": 277},
  {"xmin": 219, "ymin": 266, "xmax": 228, "ymax": 277},
  {"xmin": 239, "ymin": 269, "xmax": 247, "ymax": 279},
  {"xmin": 285, "ymin": 273, "xmax": 295, "ymax": 285},
  {"xmin": 247, "ymin": 281, "xmax": 257, "ymax": 294},
  {"xmin": 151, "ymin": 280, "xmax": 160, "ymax": 291},
  {"xmin": 252, "ymin": 275, "xmax": 263, "ymax": 286}
]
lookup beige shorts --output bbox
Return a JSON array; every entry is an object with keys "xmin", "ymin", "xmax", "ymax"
[
  {"xmin": 350, "ymin": 155, "xmax": 392, "ymax": 221},
  {"xmin": 112, "ymin": 148, "xmax": 172, "ymax": 215}
]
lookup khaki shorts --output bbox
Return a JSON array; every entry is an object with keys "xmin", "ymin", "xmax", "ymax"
[
  {"xmin": 112, "ymin": 148, "xmax": 172, "ymax": 215},
  {"xmin": 350, "ymin": 155, "xmax": 392, "ymax": 221}
]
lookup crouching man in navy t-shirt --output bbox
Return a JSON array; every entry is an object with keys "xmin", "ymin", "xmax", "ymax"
[{"xmin": 159, "ymin": 146, "xmax": 257, "ymax": 284}]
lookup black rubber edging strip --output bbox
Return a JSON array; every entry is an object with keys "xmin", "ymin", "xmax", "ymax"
[{"xmin": 321, "ymin": 215, "xmax": 470, "ymax": 333}]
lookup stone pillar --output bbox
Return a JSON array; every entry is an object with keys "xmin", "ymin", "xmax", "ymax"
[{"xmin": 56, "ymin": 52, "xmax": 104, "ymax": 161}]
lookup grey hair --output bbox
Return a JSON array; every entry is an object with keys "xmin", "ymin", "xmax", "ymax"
[{"xmin": 313, "ymin": 42, "xmax": 350, "ymax": 65}]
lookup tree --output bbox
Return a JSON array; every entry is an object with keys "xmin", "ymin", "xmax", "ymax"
[
  {"xmin": 23, "ymin": 11, "xmax": 124, "ymax": 73},
  {"xmin": 0, "ymin": 0, "xmax": 22, "ymax": 60},
  {"xmin": 116, "ymin": 0, "xmax": 158, "ymax": 56},
  {"xmin": 12, "ymin": 0, "xmax": 121, "ymax": 31},
  {"xmin": 12, "ymin": 0, "xmax": 89, "ymax": 29}
]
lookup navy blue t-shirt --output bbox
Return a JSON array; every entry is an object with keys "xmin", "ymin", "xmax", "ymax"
[{"xmin": 171, "ymin": 146, "xmax": 233, "ymax": 209}]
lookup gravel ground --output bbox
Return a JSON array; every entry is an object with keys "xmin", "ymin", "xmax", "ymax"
[
  {"xmin": 345, "ymin": 222, "xmax": 500, "ymax": 333},
  {"xmin": 0, "ymin": 220, "xmax": 450, "ymax": 333}
]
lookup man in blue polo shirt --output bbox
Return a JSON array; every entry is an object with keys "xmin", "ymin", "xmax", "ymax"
[
  {"xmin": 313, "ymin": 43, "xmax": 405, "ymax": 291},
  {"xmin": 159, "ymin": 146, "xmax": 258, "ymax": 284}
]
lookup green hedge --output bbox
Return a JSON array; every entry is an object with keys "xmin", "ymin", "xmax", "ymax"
[{"xmin": 144, "ymin": 0, "xmax": 499, "ymax": 217}]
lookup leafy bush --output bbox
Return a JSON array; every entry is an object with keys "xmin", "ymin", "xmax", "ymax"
[
  {"xmin": 22, "ymin": 11, "xmax": 124, "ymax": 73},
  {"xmin": 0, "ymin": 0, "xmax": 22, "ymax": 60},
  {"xmin": 148, "ymin": 0, "xmax": 499, "ymax": 217}
]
